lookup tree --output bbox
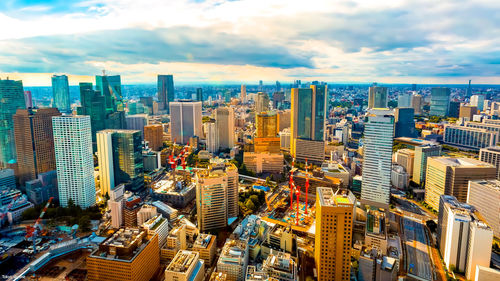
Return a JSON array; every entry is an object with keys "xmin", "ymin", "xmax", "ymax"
[
  {"xmin": 249, "ymin": 195, "xmax": 260, "ymax": 206},
  {"xmin": 245, "ymin": 199, "xmax": 256, "ymax": 211},
  {"xmin": 78, "ymin": 215, "xmax": 91, "ymax": 232},
  {"xmin": 67, "ymin": 198, "xmax": 75, "ymax": 208}
]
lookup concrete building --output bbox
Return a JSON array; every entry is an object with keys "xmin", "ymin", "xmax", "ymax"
[
  {"xmin": 161, "ymin": 224, "xmax": 187, "ymax": 263},
  {"xmin": 467, "ymin": 180, "xmax": 500, "ymax": 237},
  {"xmin": 0, "ymin": 169, "xmax": 15, "ymax": 189},
  {"xmin": 425, "ymin": 157, "xmax": 496, "ymax": 210},
  {"xmin": 144, "ymin": 124, "xmax": 164, "ymax": 151},
  {"xmin": 394, "ymin": 148, "xmax": 415, "ymax": 177},
  {"xmin": 262, "ymin": 250, "xmax": 298, "ymax": 281},
  {"xmin": 165, "ymin": 250, "xmax": 205, "ymax": 281},
  {"xmin": 397, "ymin": 92, "xmax": 412, "ymax": 108},
  {"xmin": 25, "ymin": 170, "xmax": 58, "ymax": 205},
  {"xmin": 443, "ymin": 124, "xmax": 498, "ymax": 150},
  {"xmin": 470, "ymin": 95, "xmax": 485, "ymax": 111},
  {"xmin": 365, "ymin": 209, "xmax": 388, "ymax": 254},
  {"xmin": 255, "ymin": 92, "xmax": 270, "ymax": 113},
  {"xmin": 315, "ymin": 188, "xmax": 355, "ymax": 281},
  {"xmin": 13, "ymin": 108, "xmax": 61, "ymax": 185},
  {"xmin": 358, "ymin": 253, "xmax": 398, "ymax": 281},
  {"xmin": 412, "ymin": 144, "xmax": 441, "ymax": 186},
  {"xmin": 479, "ymin": 146, "xmax": 500, "ymax": 179},
  {"xmin": 474, "ymin": 266, "xmax": 500, "ymax": 281},
  {"xmin": 279, "ymin": 128, "xmax": 291, "ymax": 150},
  {"xmin": 142, "ymin": 214, "xmax": 169, "ymax": 248},
  {"xmin": 215, "ymin": 107, "xmax": 235, "ymax": 150},
  {"xmin": 109, "ymin": 184, "xmax": 124, "ymax": 228},
  {"xmin": 192, "ymin": 234, "xmax": 217, "ymax": 266},
  {"xmin": 243, "ymin": 152, "xmax": 283, "ymax": 174},
  {"xmin": 411, "ymin": 93, "xmax": 423, "ymax": 115},
  {"xmin": 152, "ymin": 176, "xmax": 196, "ymax": 208},
  {"xmin": 195, "ymin": 161, "xmax": 238, "ymax": 232},
  {"xmin": 460, "ymin": 105, "xmax": 478, "ymax": 120},
  {"xmin": 126, "ymin": 114, "xmax": 148, "ymax": 137},
  {"xmin": 52, "ymin": 116, "xmax": 95, "ymax": 208},
  {"xmin": 368, "ymin": 86, "xmax": 388, "ymax": 109},
  {"xmin": 137, "ymin": 204, "xmax": 157, "ymax": 226},
  {"xmin": 87, "ymin": 228, "xmax": 160, "ymax": 281},
  {"xmin": 261, "ymin": 224, "xmax": 296, "ymax": 257},
  {"xmin": 361, "ymin": 109, "xmax": 394, "ymax": 207},
  {"xmin": 217, "ymin": 239, "xmax": 249, "ymax": 281},
  {"xmin": 391, "ymin": 164, "xmax": 408, "ymax": 190},
  {"xmin": 240, "ymin": 85, "xmax": 246, "ymax": 102},
  {"xmin": 170, "ymin": 100, "xmax": 202, "ymax": 144}
]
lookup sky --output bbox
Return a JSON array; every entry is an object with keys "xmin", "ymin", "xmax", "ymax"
[{"xmin": 0, "ymin": 0, "xmax": 499, "ymax": 86}]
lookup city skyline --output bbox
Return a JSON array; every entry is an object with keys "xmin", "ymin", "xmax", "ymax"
[{"xmin": 1, "ymin": 0, "xmax": 499, "ymax": 85}]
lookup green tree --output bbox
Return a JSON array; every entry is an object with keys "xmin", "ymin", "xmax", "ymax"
[
  {"xmin": 249, "ymin": 195, "xmax": 260, "ymax": 206},
  {"xmin": 78, "ymin": 215, "xmax": 91, "ymax": 232},
  {"xmin": 245, "ymin": 199, "xmax": 256, "ymax": 211}
]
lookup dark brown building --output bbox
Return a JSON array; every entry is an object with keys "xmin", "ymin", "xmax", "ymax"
[{"xmin": 13, "ymin": 108, "xmax": 61, "ymax": 185}]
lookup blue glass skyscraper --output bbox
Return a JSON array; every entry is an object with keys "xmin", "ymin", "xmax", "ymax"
[
  {"xmin": 51, "ymin": 74, "xmax": 70, "ymax": 112},
  {"xmin": 430, "ymin": 87, "xmax": 451, "ymax": 116},
  {"xmin": 0, "ymin": 79, "xmax": 26, "ymax": 166},
  {"xmin": 96, "ymin": 74, "xmax": 123, "ymax": 112}
]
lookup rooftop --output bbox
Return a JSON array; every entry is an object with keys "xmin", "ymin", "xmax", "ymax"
[
  {"xmin": 317, "ymin": 187, "xmax": 355, "ymax": 207},
  {"xmin": 193, "ymin": 234, "xmax": 214, "ymax": 249},
  {"xmin": 166, "ymin": 250, "xmax": 199, "ymax": 273},
  {"xmin": 91, "ymin": 228, "xmax": 151, "ymax": 261},
  {"xmin": 469, "ymin": 179, "xmax": 500, "ymax": 192},
  {"xmin": 219, "ymin": 239, "xmax": 247, "ymax": 265},
  {"xmin": 432, "ymin": 157, "xmax": 494, "ymax": 168}
]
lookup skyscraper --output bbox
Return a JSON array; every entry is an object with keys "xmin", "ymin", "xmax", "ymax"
[
  {"xmin": 394, "ymin": 108, "xmax": 416, "ymax": 138},
  {"xmin": 96, "ymin": 74, "xmax": 123, "ymax": 112},
  {"xmin": 290, "ymin": 85, "xmax": 327, "ymax": 163},
  {"xmin": 195, "ymin": 161, "xmax": 238, "ymax": 232},
  {"xmin": 24, "ymin": 91, "xmax": 33, "ymax": 108},
  {"xmin": 52, "ymin": 116, "xmax": 95, "ymax": 208},
  {"xmin": 215, "ymin": 107, "xmax": 235, "ymax": 150},
  {"xmin": 258, "ymin": 80, "xmax": 263, "ymax": 91},
  {"xmin": 459, "ymin": 105, "xmax": 478, "ymax": 120},
  {"xmin": 0, "ymin": 79, "xmax": 26, "ymax": 167},
  {"xmin": 196, "ymin": 88, "xmax": 203, "ymax": 103},
  {"xmin": 97, "ymin": 129, "xmax": 144, "ymax": 194},
  {"xmin": 255, "ymin": 111, "xmax": 279, "ymax": 138},
  {"xmin": 240, "ymin": 85, "xmax": 247, "ymax": 102},
  {"xmin": 467, "ymin": 79, "xmax": 472, "ymax": 97},
  {"xmin": 255, "ymin": 92, "xmax": 270, "ymax": 113},
  {"xmin": 13, "ymin": 108, "xmax": 61, "ymax": 185},
  {"xmin": 77, "ymin": 82, "xmax": 126, "ymax": 147},
  {"xmin": 169, "ymin": 100, "xmax": 202, "ymax": 144},
  {"xmin": 361, "ymin": 109, "xmax": 394, "ymax": 207},
  {"xmin": 158, "ymin": 75, "xmax": 174, "ymax": 113},
  {"xmin": 51, "ymin": 74, "xmax": 70, "ymax": 112},
  {"xmin": 368, "ymin": 86, "xmax": 388, "ymax": 109},
  {"xmin": 397, "ymin": 92, "xmax": 412, "ymax": 108},
  {"xmin": 411, "ymin": 93, "xmax": 423, "ymax": 115},
  {"xmin": 470, "ymin": 94, "xmax": 485, "ymax": 111},
  {"xmin": 315, "ymin": 188, "xmax": 355, "ymax": 281},
  {"xmin": 430, "ymin": 87, "xmax": 451, "ymax": 116}
]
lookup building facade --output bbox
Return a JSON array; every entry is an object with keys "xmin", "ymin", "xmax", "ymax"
[
  {"xmin": 170, "ymin": 100, "xmax": 202, "ymax": 144},
  {"xmin": 158, "ymin": 75, "xmax": 174, "ymax": 112},
  {"xmin": 0, "ymin": 79, "xmax": 26, "ymax": 166},
  {"xmin": 429, "ymin": 87, "xmax": 451, "ymax": 116},
  {"xmin": 51, "ymin": 74, "xmax": 70, "ymax": 112}
]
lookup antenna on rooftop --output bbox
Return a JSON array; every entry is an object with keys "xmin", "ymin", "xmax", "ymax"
[{"xmin": 102, "ymin": 69, "xmax": 106, "ymax": 76}]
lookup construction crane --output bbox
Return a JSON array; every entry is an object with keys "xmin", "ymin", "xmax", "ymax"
[
  {"xmin": 25, "ymin": 197, "xmax": 54, "ymax": 254},
  {"xmin": 305, "ymin": 158, "xmax": 310, "ymax": 215}
]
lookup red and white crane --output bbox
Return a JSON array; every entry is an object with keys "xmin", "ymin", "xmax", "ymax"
[{"xmin": 25, "ymin": 197, "xmax": 54, "ymax": 254}]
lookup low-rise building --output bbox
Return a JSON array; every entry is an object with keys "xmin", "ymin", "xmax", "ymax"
[
  {"xmin": 192, "ymin": 233, "xmax": 216, "ymax": 266},
  {"xmin": 165, "ymin": 250, "xmax": 205, "ymax": 281},
  {"xmin": 217, "ymin": 239, "xmax": 249, "ymax": 281},
  {"xmin": 262, "ymin": 250, "xmax": 298, "ymax": 281}
]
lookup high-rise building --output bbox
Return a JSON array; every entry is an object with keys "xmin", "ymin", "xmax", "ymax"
[
  {"xmin": 77, "ymin": 82, "xmax": 126, "ymax": 147},
  {"xmin": 443, "ymin": 124, "xmax": 498, "ymax": 150},
  {"xmin": 144, "ymin": 124, "xmax": 164, "ymax": 151},
  {"xmin": 204, "ymin": 121, "xmax": 218, "ymax": 153},
  {"xmin": 196, "ymin": 88, "xmax": 203, "ymax": 103},
  {"xmin": 290, "ymin": 85, "xmax": 327, "ymax": 163},
  {"xmin": 394, "ymin": 108, "xmax": 416, "ymax": 138},
  {"xmin": 97, "ymin": 129, "xmax": 144, "ymax": 195},
  {"xmin": 425, "ymin": 157, "xmax": 496, "ymax": 210},
  {"xmin": 126, "ymin": 114, "xmax": 148, "ymax": 137},
  {"xmin": 192, "ymin": 233, "xmax": 217, "ymax": 266},
  {"xmin": 479, "ymin": 146, "xmax": 500, "ymax": 179},
  {"xmin": 430, "ymin": 87, "xmax": 451, "ymax": 116},
  {"xmin": 255, "ymin": 92, "xmax": 270, "ymax": 113},
  {"xmin": 169, "ymin": 100, "xmax": 202, "ymax": 144},
  {"xmin": 96, "ymin": 74, "xmax": 123, "ymax": 112},
  {"xmin": 0, "ymin": 79, "xmax": 26, "ymax": 166},
  {"xmin": 459, "ymin": 105, "xmax": 478, "ymax": 120},
  {"xmin": 411, "ymin": 93, "xmax": 422, "ymax": 115},
  {"xmin": 448, "ymin": 101, "xmax": 461, "ymax": 118},
  {"xmin": 467, "ymin": 80, "xmax": 472, "ymax": 96},
  {"xmin": 368, "ymin": 86, "xmax": 388, "ymax": 109},
  {"xmin": 158, "ymin": 75, "xmax": 174, "ymax": 112},
  {"xmin": 52, "ymin": 116, "xmax": 95, "ymax": 208},
  {"xmin": 165, "ymin": 250, "xmax": 205, "ymax": 281},
  {"xmin": 255, "ymin": 111, "xmax": 278, "ymax": 138},
  {"xmin": 272, "ymin": 91, "xmax": 285, "ymax": 110},
  {"xmin": 437, "ymin": 195, "xmax": 493, "ymax": 279},
  {"xmin": 361, "ymin": 109, "xmax": 394, "ymax": 207},
  {"xmin": 258, "ymin": 80, "xmax": 263, "ymax": 91},
  {"xmin": 215, "ymin": 107, "xmax": 235, "ymax": 150},
  {"xmin": 470, "ymin": 95, "xmax": 485, "ymax": 111},
  {"xmin": 412, "ymin": 144, "xmax": 441, "ymax": 185},
  {"xmin": 240, "ymin": 85, "xmax": 246, "ymax": 102},
  {"xmin": 0, "ymin": 169, "xmax": 15, "ymax": 189},
  {"xmin": 13, "ymin": 108, "xmax": 61, "ymax": 185},
  {"xmin": 24, "ymin": 91, "xmax": 33, "ymax": 108},
  {"xmin": 87, "ymin": 228, "xmax": 160, "ymax": 281},
  {"xmin": 397, "ymin": 92, "xmax": 412, "ymax": 108},
  {"xmin": 315, "ymin": 188, "xmax": 355, "ymax": 281},
  {"xmin": 195, "ymin": 161, "xmax": 238, "ymax": 232},
  {"xmin": 51, "ymin": 74, "xmax": 70, "ymax": 112},
  {"xmin": 467, "ymin": 180, "xmax": 500, "ymax": 237}
]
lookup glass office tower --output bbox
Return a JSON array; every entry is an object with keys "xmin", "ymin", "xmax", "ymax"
[
  {"xmin": 51, "ymin": 74, "xmax": 70, "ymax": 112},
  {"xmin": 158, "ymin": 75, "xmax": 174, "ymax": 113},
  {"xmin": 96, "ymin": 75, "xmax": 123, "ymax": 112},
  {"xmin": 112, "ymin": 130, "xmax": 144, "ymax": 192},
  {"xmin": 0, "ymin": 79, "xmax": 26, "ymax": 166},
  {"xmin": 430, "ymin": 87, "xmax": 451, "ymax": 116}
]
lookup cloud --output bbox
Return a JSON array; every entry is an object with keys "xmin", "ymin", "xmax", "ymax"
[{"xmin": 0, "ymin": 0, "xmax": 499, "ymax": 84}]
